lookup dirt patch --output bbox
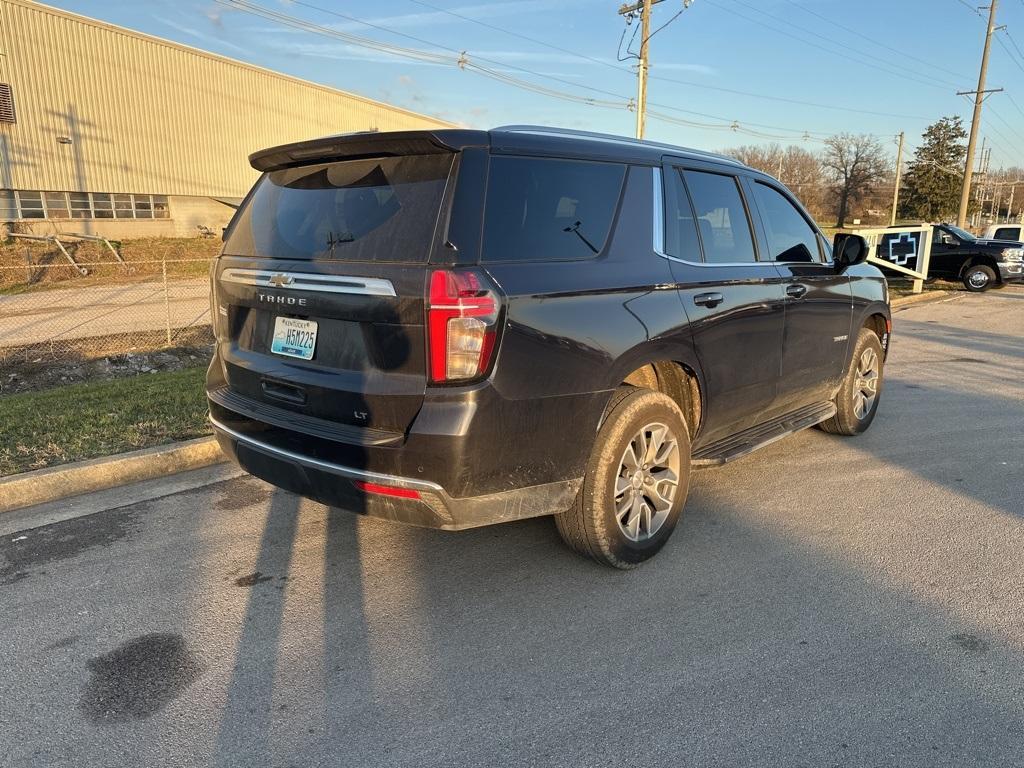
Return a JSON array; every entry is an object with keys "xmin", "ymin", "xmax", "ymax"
[{"xmin": 0, "ymin": 344, "xmax": 211, "ymax": 395}]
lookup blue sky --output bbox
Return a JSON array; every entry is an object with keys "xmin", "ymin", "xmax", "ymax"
[{"xmin": 44, "ymin": 0, "xmax": 1024, "ymax": 168}]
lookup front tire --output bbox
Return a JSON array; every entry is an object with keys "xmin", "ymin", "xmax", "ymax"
[
  {"xmin": 962, "ymin": 264, "xmax": 996, "ymax": 292},
  {"xmin": 555, "ymin": 387, "xmax": 691, "ymax": 569},
  {"xmin": 820, "ymin": 329, "xmax": 884, "ymax": 436}
]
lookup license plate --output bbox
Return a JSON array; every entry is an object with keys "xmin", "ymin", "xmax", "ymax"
[{"xmin": 271, "ymin": 316, "xmax": 318, "ymax": 360}]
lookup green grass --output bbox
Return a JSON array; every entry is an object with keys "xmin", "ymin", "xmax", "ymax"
[{"xmin": 0, "ymin": 366, "xmax": 212, "ymax": 476}]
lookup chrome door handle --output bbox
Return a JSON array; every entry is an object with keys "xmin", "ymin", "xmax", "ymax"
[
  {"xmin": 693, "ymin": 292, "xmax": 724, "ymax": 308},
  {"xmin": 786, "ymin": 284, "xmax": 808, "ymax": 299}
]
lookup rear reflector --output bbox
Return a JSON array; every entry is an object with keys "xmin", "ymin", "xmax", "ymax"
[{"xmin": 353, "ymin": 480, "xmax": 421, "ymax": 500}]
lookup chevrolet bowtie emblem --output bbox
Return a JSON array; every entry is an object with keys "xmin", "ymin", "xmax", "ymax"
[{"xmin": 267, "ymin": 273, "xmax": 294, "ymax": 288}]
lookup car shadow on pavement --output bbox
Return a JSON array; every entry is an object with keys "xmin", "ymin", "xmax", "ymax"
[
  {"xmin": 200, "ymin": 484, "xmax": 1024, "ymax": 767},
  {"xmin": 213, "ymin": 489, "xmax": 302, "ymax": 764}
]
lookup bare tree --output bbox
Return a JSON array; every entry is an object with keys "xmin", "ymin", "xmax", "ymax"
[
  {"xmin": 821, "ymin": 134, "xmax": 891, "ymax": 227},
  {"xmin": 723, "ymin": 143, "xmax": 825, "ymax": 219}
]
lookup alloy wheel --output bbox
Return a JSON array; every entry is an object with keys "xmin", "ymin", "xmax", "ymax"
[
  {"xmin": 853, "ymin": 347, "xmax": 879, "ymax": 420},
  {"xmin": 614, "ymin": 422, "xmax": 680, "ymax": 542}
]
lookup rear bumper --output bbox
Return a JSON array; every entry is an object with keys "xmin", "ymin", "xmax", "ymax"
[{"xmin": 211, "ymin": 415, "xmax": 581, "ymax": 530}]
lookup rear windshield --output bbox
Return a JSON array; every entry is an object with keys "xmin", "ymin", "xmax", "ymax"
[
  {"xmin": 482, "ymin": 156, "xmax": 626, "ymax": 263},
  {"xmin": 224, "ymin": 153, "xmax": 453, "ymax": 262}
]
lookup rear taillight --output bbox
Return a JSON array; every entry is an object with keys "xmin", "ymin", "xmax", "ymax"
[{"xmin": 426, "ymin": 269, "xmax": 500, "ymax": 383}]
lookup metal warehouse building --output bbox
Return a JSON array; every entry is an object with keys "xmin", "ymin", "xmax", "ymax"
[{"xmin": 0, "ymin": 0, "xmax": 450, "ymax": 238}]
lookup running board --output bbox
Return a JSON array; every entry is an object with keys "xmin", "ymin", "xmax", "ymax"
[{"xmin": 691, "ymin": 402, "xmax": 837, "ymax": 468}]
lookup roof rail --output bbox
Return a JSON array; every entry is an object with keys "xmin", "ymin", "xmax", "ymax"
[{"xmin": 492, "ymin": 125, "xmax": 743, "ymax": 167}]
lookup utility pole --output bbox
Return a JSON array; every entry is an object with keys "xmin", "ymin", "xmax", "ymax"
[
  {"xmin": 1007, "ymin": 184, "xmax": 1015, "ymax": 223},
  {"xmin": 890, "ymin": 131, "xmax": 905, "ymax": 226},
  {"xmin": 957, "ymin": 0, "xmax": 1003, "ymax": 228},
  {"xmin": 619, "ymin": 0, "xmax": 660, "ymax": 139}
]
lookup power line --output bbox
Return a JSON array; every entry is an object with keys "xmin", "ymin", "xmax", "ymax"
[
  {"xmin": 404, "ymin": 0, "xmax": 623, "ymax": 75},
  {"xmin": 403, "ymin": 0, "xmax": 923, "ymax": 120},
  {"xmin": 1006, "ymin": 93, "xmax": 1024, "ymax": 122},
  {"xmin": 780, "ymin": 0, "xmax": 968, "ymax": 82},
  {"xmin": 710, "ymin": 0, "xmax": 963, "ymax": 91},
  {"xmin": 215, "ymin": 0, "xmax": 838, "ymax": 143},
  {"xmin": 995, "ymin": 30, "xmax": 1024, "ymax": 73}
]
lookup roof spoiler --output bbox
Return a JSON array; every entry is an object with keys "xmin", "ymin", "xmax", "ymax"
[{"xmin": 249, "ymin": 129, "xmax": 487, "ymax": 172}]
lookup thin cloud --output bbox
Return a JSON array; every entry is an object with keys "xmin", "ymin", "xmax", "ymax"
[{"xmin": 154, "ymin": 15, "xmax": 249, "ymax": 54}]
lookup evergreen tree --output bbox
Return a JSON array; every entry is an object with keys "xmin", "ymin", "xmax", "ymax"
[{"xmin": 898, "ymin": 117, "xmax": 968, "ymax": 222}]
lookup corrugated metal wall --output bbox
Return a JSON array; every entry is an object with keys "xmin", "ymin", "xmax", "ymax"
[{"xmin": 0, "ymin": 0, "xmax": 452, "ymax": 197}]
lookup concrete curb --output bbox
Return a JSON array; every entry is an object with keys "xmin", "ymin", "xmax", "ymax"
[
  {"xmin": 891, "ymin": 290, "xmax": 960, "ymax": 310},
  {"xmin": 0, "ymin": 436, "xmax": 226, "ymax": 514}
]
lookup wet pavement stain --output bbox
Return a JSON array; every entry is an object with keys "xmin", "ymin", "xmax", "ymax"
[
  {"xmin": 79, "ymin": 633, "xmax": 203, "ymax": 723},
  {"xmin": 0, "ymin": 506, "xmax": 140, "ymax": 585},
  {"xmin": 234, "ymin": 571, "xmax": 273, "ymax": 587},
  {"xmin": 215, "ymin": 477, "xmax": 273, "ymax": 512},
  {"xmin": 44, "ymin": 635, "xmax": 80, "ymax": 652},
  {"xmin": 950, "ymin": 633, "xmax": 990, "ymax": 653}
]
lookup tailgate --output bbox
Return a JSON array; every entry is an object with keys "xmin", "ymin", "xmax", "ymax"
[{"xmin": 211, "ymin": 150, "xmax": 455, "ymax": 436}]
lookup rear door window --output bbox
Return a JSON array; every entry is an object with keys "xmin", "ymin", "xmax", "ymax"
[
  {"xmin": 751, "ymin": 182, "xmax": 822, "ymax": 263},
  {"xmin": 663, "ymin": 167, "xmax": 702, "ymax": 261},
  {"xmin": 482, "ymin": 156, "xmax": 626, "ymax": 263},
  {"xmin": 682, "ymin": 170, "xmax": 757, "ymax": 264},
  {"xmin": 223, "ymin": 153, "xmax": 454, "ymax": 262}
]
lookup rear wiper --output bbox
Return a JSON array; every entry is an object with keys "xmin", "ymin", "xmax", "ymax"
[
  {"xmin": 563, "ymin": 220, "xmax": 598, "ymax": 254},
  {"xmin": 326, "ymin": 230, "xmax": 355, "ymax": 257}
]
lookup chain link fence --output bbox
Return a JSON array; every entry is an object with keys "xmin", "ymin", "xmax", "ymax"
[{"xmin": 0, "ymin": 252, "xmax": 216, "ymax": 365}]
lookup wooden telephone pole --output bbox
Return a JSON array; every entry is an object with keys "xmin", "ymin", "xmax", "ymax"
[
  {"xmin": 957, "ymin": 0, "xmax": 1003, "ymax": 228},
  {"xmin": 890, "ymin": 131, "xmax": 905, "ymax": 226},
  {"xmin": 618, "ymin": 0, "xmax": 660, "ymax": 139}
]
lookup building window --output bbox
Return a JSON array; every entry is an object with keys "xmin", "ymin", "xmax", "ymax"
[
  {"xmin": 134, "ymin": 195, "xmax": 152, "ymax": 219},
  {"xmin": 0, "ymin": 190, "xmax": 16, "ymax": 220},
  {"xmin": 114, "ymin": 194, "xmax": 133, "ymax": 219},
  {"xmin": 69, "ymin": 192, "xmax": 92, "ymax": 219},
  {"xmin": 17, "ymin": 191, "xmax": 44, "ymax": 219},
  {"xmin": 1, "ymin": 190, "xmax": 173, "ymax": 220},
  {"xmin": 45, "ymin": 192, "xmax": 70, "ymax": 219},
  {"xmin": 92, "ymin": 193, "xmax": 114, "ymax": 219}
]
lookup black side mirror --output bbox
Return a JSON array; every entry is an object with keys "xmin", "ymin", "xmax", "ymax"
[{"xmin": 833, "ymin": 233, "xmax": 868, "ymax": 272}]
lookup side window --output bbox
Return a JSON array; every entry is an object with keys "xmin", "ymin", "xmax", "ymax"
[
  {"xmin": 752, "ymin": 182, "xmax": 822, "ymax": 263},
  {"xmin": 482, "ymin": 156, "xmax": 626, "ymax": 263},
  {"xmin": 995, "ymin": 227, "xmax": 1019, "ymax": 240},
  {"xmin": 662, "ymin": 167, "xmax": 702, "ymax": 260},
  {"xmin": 682, "ymin": 170, "xmax": 757, "ymax": 264}
]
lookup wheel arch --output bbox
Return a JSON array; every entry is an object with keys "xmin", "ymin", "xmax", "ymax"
[
  {"xmin": 855, "ymin": 302, "xmax": 892, "ymax": 357},
  {"xmin": 960, "ymin": 255, "xmax": 1002, "ymax": 282},
  {"xmin": 605, "ymin": 348, "xmax": 705, "ymax": 439}
]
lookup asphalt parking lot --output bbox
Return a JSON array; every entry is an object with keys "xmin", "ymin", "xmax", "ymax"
[{"xmin": 1, "ymin": 288, "xmax": 1022, "ymax": 768}]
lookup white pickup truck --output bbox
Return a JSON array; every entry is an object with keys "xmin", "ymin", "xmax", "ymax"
[{"xmin": 982, "ymin": 223, "xmax": 1023, "ymax": 242}]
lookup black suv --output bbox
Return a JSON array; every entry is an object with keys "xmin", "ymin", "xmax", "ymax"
[
  {"xmin": 207, "ymin": 126, "xmax": 890, "ymax": 568},
  {"xmin": 928, "ymin": 223, "xmax": 1024, "ymax": 291}
]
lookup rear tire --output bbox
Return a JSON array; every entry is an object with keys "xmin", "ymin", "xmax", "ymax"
[
  {"xmin": 962, "ymin": 264, "xmax": 996, "ymax": 292},
  {"xmin": 555, "ymin": 387, "xmax": 691, "ymax": 569},
  {"xmin": 819, "ymin": 329, "xmax": 884, "ymax": 436}
]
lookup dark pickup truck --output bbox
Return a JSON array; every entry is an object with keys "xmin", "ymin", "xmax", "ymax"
[
  {"xmin": 929, "ymin": 223, "xmax": 1024, "ymax": 291},
  {"xmin": 207, "ymin": 126, "xmax": 890, "ymax": 568}
]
